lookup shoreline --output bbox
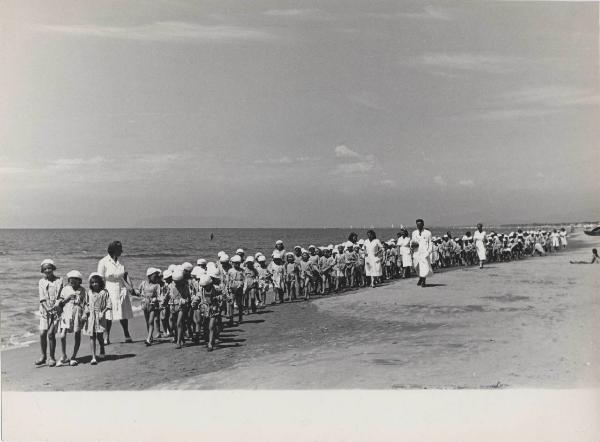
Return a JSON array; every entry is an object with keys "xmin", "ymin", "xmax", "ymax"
[{"xmin": 2, "ymin": 232, "xmax": 598, "ymax": 390}]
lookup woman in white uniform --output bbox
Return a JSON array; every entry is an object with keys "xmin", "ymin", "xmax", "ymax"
[
  {"xmin": 396, "ymin": 229, "xmax": 412, "ymax": 278},
  {"xmin": 363, "ymin": 230, "xmax": 383, "ymax": 288},
  {"xmin": 473, "ymin": 223, "xmax": 487, "ymax": 269},
  {"xmin": 97, "ymin": 241, "xmax": 134, "ymax": 344},
  {"xmin": 559, "ymin": 228, "xmax": 568, "ymax": 248},
  {"xmin": 411, "ymin": 219, "xmax": 433, "ymax": 287}
]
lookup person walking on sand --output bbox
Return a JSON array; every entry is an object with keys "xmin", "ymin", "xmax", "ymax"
[
  {"xmin": 97, "ymin": 241, "xmax": 134, "ymax": 345},
  {"xmin": 364, "ymin": 230, "xmax": 383, "ymax": 288},
  {"xmin": 411, "ymin": 219, "xmax": 433, "ymax": 287},
  {"xmin": 473, "ymin": 223, "xmax": 487, "ymax": 269}
]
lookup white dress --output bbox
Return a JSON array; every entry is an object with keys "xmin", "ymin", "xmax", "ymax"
[
  {"xmin": 97, "ymin": 255, "xmax": 133, "ymax": 321},
  {"xmin": 397, "ymin": 236, "xmax": 413, "ymax": 268},
  {"xmin": 411, "ymin": 229, "xmax": 433, "ymax": 278},
  {"xmin": 551, "ymin": 233, "xmax": 560, "ymax": 248},
  {"xmin": 364, "ymin": 238, "xmax": 383, "ymax": 277},
  {"xmin": 559, "ymin": 231, "xmax": 567, "ymax": 247},
  {"xmin": 473, "ymin": 230, "xmax": 487, "ymax": 261}
]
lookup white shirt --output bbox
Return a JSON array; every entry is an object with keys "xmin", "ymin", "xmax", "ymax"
[{"xmin": 411, "ymin": 229, "xmax": 433, "ymax": 257}]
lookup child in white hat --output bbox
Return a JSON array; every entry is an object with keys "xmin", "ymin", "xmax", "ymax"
[
  {"xmin": 36, "ymin": 259, "xmax": 64, "ymax": 367},
  {"xmin": 256, "ymin": 255, "xmax": 271, "ymax": 307},
  {"xmin": 243, "ymin": 257, "xmax": 259, "ymax": 314},
  {"xmin": 284, "ymin": 252, "xmax": 299, "ymax": 301},
  {"xmin": 140, "ymin": 268, "xmax": 161, "ymax": 346},
  {"xmin": 159, "ymin": 269, "xmax": 173, "ymax": 338},
  {"xmin": 227, "ymin": 255, "xmax": 245, "ymax": 325},
  {"xmin": 57, "ymin": 270, "xmax": 86, "ymax": 366}
]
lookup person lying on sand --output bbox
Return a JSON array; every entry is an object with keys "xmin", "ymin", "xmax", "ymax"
[{"xmin": 570, "ymin": 248, "xmax": 599, "ymax": 264}]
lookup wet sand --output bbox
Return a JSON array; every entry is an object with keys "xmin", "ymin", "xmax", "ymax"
[{"xmin": 2, "ymin": 233, "xmax": 599, "ymax": 390}]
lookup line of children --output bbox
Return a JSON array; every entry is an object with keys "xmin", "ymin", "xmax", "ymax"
[{"xmin": 35, "ymin": 229, "xmax": 568, "ymax": 365}]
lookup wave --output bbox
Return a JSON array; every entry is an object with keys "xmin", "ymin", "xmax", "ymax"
[{"xmin": 125, "ymin": 252, "xmax": 191, "ymax": 259}]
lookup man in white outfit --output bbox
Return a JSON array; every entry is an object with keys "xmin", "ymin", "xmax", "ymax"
[{"xmin": 411, "ymin": 219, "xmax": 433, "ymax": 287}]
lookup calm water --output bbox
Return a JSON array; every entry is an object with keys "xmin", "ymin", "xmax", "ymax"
[{"xmin": 0, "ymin": 226, "xmax": 510, "ymax": 349}]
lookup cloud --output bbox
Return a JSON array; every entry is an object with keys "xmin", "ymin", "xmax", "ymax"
[
  {"xmin": 335, "ymin": 161, "xmax": 374, "ymax": 175},
  {"xmin": 378, "ymin": 179, "xmax": 397, "ymax": 188},
  {"xmin": 369, "ymin": 6, "xmax": 452, "ymax": 21},
  {"xmin": 335, "ymin": 144, "xmax": 361, "ymax": 159},
  {"xmin": 433, "ymin": 175, "xmax": 447, "ymax": 187},
  {"xmin": 32, "ymin": 21, "xmax": 274, "ymax": 43},
  {"xmin": 499, "ymin": 86, "xmax": 600, "ymax": 108},
  {"xmin": 263, "ymin": 9, "xmax": 319, "ymax": 17},
  {"xmin": 411, "ymin": 53, "xmax": 522, "ymax": 74},
  {"xmin": 459, "ymin": 179, "xmax": 475, "ymax": 187},
  {"xmin": 46, "ymin": 156, "xmax": 106, "ymax": 171}
]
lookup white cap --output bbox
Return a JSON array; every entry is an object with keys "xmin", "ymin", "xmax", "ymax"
[
  {"xmin": 146, "ymin": 267, "xmax": 160, "ymax": 277},
  {"xmin": 182, "ymin": 262, "xmax": 193, "ymax": 271},
  {"xmin": 236, "ymin": 248, "xmax": 244, "ymax": 254},
  {"xmin": 198, "ymin": 274, "xmax": 212, "ymax": 287},
  {"xmin": 66, "ymin": 270, "xmax": 83, "ymax": 280},
  {"xmin": 217, "ymin": 251, "xmax": 226, "ymax": 258},
  {"xmin": 245, "ymin": 256, "xmax": 255, "ymax": 263},
  {"xmin": 163, "ymin": 269, "xmax": 173, "ymax": 279},
  {"xmin": 328, "ymin": 244, "xmax": 334, "ymax": 250},
  {"xmin": 88, "ymin": 272, "xmax": 103, "ymax": 282},
  {"xmin": 308, "ymin": 245, "xmax": 316, "ymax": 250},
  {"xmin": 257, "ymin": 255, "xmax": 266, "ymax": 262},
  {"xmin": 358, "ymin": 239, "xmax": 365, "ymax": 245},
  {"xmin": 191, "ymin": 266, "xmax": 203, "ymax": 278},
  {"xmin": 172, "ymin": 269, "xmax": 184, "ymax": 281},
  {"xmin": 219, "ymin": 254, "xmax": 230, "ymax": 263},
  {"xmin": 231, "ymin": 255, "xmax": 242, "ymax": 263},
  {"xmin": 168, "ymin": 264, "xmax": 177, "ymax": 272},
  {"xmin": 41, "ymin": 259, "xmax": 55, "ymax": 268},
  {"xmin": 275, "ymin": 240, "xmax": 283, "ymax": 245},
  {"xmin": 254, "ymin": 252, "xmax": 262, "ymax": 258},
  {"xmin": 197, "ymin": 258, "xmax": 207, "ymax": 265},
  {"xmin": 207, "ymin": 266, "xmax": 220, "ymax": 279}
]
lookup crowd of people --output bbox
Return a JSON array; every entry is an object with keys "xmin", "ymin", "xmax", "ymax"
[{"xmin": 34, "ymin": 221, "xmax": 569, "ymax": 367}]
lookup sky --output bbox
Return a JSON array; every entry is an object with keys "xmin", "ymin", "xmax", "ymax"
[{"xmin": 1, "ymin": 0, "xmax": 599, "ymax": 228}]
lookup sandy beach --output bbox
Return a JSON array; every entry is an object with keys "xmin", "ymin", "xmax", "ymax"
[{"xmin": 2, "ymin": 232, "xmax": 598, "ymax": 391}]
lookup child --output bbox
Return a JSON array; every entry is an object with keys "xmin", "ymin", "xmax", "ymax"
[
  {"xmin": 139, "ymin": 267, "xmax": 161, "ymax": 346},
  {"xmin": 344, "ymin": 243, "xmax": 357, "ymax": 288},
  {"xmin": 256, "ymin": 255, "xmax": 271, "ymax": 306},
  {"xmin": 83, "ymin": 273, "xmax": 111, "ymax": 365},
  {"xmin": 269, "ymin": 256, "xmax": 285, "ymax": 303},
  {"xmin": 299, "ymin": 251, "xmax": 316, "ymax": 300},
  {"xmin": 159, "ymin": 269, "xmax": 172, "ymax": 337},
  {"xmin": 169, "ymin": 268, "xmax": 191, "ymax": 349},
  {"xmin": 355, "ymin": 244, "xmax": 366, "ymax": 287},
  {"xmin": 36, "ymin": 259, "xmax": 64, "ymax": 367},
  {"xmin": 320, "ymin": 248, "xmax": 335, "ymax": 294},
  {"xmin": 334, "ymin": 244, "xmax": 346, "ymax": 292},
  {"xmin": 57, "ymin": 270, "xmax": 86, "ymax": 366},
  {"xmin": 227, "ymin": 255, "xmax": 245, "ymax": 325},
  {"xmin": 190, "ymin": 271, "xmax": 203, "ymax": 344},
  {"xmin": 284, "ymin": 252, "xmax": 299, "ymax": 301},
  {"xmin": 199, "ymin": 273, "xmax": 222, "ymax": 351},
  {"xmin": 243, "ymin": 256, "xmax": 259, "ymax": 314}
]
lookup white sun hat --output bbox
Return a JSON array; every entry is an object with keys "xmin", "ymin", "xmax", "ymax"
[
  {"xmin": 66, "ymin": 270, "xmax": 83, "ymax": 280},
  {"xmin": 197, "ymin": 258, "xmax": 207, "ymax": 265},
  {"xmin": 146, "ymin": 267, "xmax": 160, "ymax": 277}
]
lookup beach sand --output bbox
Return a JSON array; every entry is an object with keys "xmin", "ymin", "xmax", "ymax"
[{"xmin": 2, "ymin": 233, "xmax": 599, "ymax": 391}]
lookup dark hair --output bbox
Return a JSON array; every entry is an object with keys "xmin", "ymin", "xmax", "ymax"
[
  {"xmin": 348, "ymin": 232, "xmax": 358, "ymax": 243},
  {"xmin": 416, "ymin": 219, "xmax": 424, "ymax": 224},
  {"xmin": 593, "ymin": 248, "xmax": 598, "ymax": 255},
  {"xmin": 89, "ymin": 275, "xmax": 105, "ymax": 290},
  {"xmin": 366, "ymin": 229, "xmax": 376, "ymax": 238},
  {"xmin": 107, "ymin": 241, "xmax": 123, "ymax": 257}
]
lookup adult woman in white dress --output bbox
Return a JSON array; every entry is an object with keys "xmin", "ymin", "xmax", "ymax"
[
  {"xmin": 473, "ymin": 223, "xmax": 487, "ymax": 269},
  {"xmin": 559, "ymin": 228, "xmax": 568, "ymax": 248},
  {"xmin": 97, "ymin": 241, "xmax": 134, "ymax": 344},
  {"xmin": 396, "ymin": 229, "xmax": 412, "ymax": 278},
  {"xmin": 411, "ymin": 219, "xmax": 433, "ymax": 287},
  {"xmin": 363, "ymin": 229, "xmax": 383, "ymax": 288}
]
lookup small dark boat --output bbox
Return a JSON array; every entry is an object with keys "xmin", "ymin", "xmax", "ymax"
[{"xmin": 584, "ymin": 226, "xmax": 600, "ymax": 236}]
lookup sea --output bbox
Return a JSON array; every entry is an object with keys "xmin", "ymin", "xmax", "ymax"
[{"xmin": 0, "ymin": 225, "xmax": 561, "ymax": 349}]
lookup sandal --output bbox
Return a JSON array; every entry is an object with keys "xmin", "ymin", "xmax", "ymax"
[
  {"xmin": 69, "ymin": 359, "xmax": 78, "ymax": 366},
  {"xmin": 90, "ymin": 359, "xmax": 98, "ymax": 365},
  {"xmin": 48, "ymin": 358, "xmax": 56, "ymax": 367},
  {"xmin": 144, "ymin": 340, "xmax": 151, "ymax": 347},
  {"xmin": 34, "ymin": 357, "xmax": 47, "ymax": 366},
  {"xmin": 56, "ymin": 358, "xmax": 69, "ymax": 367}
]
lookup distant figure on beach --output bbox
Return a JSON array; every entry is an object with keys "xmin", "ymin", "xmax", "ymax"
[
  {"xmin": 570, "ymin": 249, "xmax": 599, "ymax": 264},
  {"xmin": 411, "ymin": 219, "xmax": 433, "ymax": 287},
  {"xmin": 363, "ymin": 230, "xmax": 383, "ymax": 288},
  {"xmin": 473, "ymin": 223, "xmax": 487, "ymax": 269},
  {"xmin": 210, "ymin": 233, "xmax": 214, "ymax": 241},
  {"xmin": 97, "ymin": 241, "xmax": 134, "ymax": 344}
]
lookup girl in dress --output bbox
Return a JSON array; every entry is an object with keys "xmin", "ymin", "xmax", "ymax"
[
  {"xmin": 36, "ymin": 259, "xmax": 64, "ymax": 367},
  {"xmin": 139, "ymin": 268, "xmax": 162, "ymax": 346},
  {"xmin": 334, "ymin": 244, "xmax": 347, "ymax": 292},
  {"xmin": 269, "ymin": 256, "xmax": 285, "ymax": 303},
  {"xmin": 57, "ymin": 270, "xmax": 86, "ymax": 366},
  {"xmin": 169, "ymin": 268, "xmax": 191, "ymax": 349},
  {"xmin": 299, "ymin": 251, "xmax": 316, "ymax": 300},
  {"xmin": 344, "ymin": 243, "xmax": 357, "ymax": 288},
  {"xmin": 83, "ymin": 273, "xmax": 111, "ymax": 365},
  {"xmin": 227, "ymin": 255, "xmax": 245, "ymax": 324},
  {"xmin": 284, "ymin": 253, "xmax": 299, "ymax": 301},
  {"xmin": 243, "ymin": 257, "xmax": 259, "ymax": 314}
]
